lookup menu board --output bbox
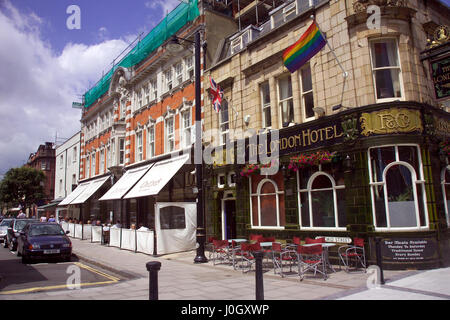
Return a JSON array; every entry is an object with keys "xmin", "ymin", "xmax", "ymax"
[{"xmin": 380, "ymin": 238, "xmax": 437, "ymax": 262}]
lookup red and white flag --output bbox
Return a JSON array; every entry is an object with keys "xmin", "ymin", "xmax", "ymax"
[{"xmin": 209, "ymin": 76, "xmax": 223, "ymax": 113}]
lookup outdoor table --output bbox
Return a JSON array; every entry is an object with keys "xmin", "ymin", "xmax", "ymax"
[
  {"xmin": 302, "ymin": 243, "xmax": 336, "ymax": 272},
  {"xmin": 227, "ymin": 238, "xmax": 247, "ymax": 243}
]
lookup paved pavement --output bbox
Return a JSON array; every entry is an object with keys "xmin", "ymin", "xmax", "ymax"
[{"xmin": 0, "ymin": 238, "xmax": 449, "ymax": 301}]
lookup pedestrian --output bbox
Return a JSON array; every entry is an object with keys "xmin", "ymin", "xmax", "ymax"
[
  {"xmin": 17, "ymin": 210, "xmax": 26, "ymax": 219},
  {"xmin": 137, "ymin": 223, "xmax": 150, "ymax": 231},
  {"xmin": 40, "ymin": 215, "xmax": 47, "ymax": 222},
  {"xmin": 48, "ymin": 215, "xmax": 56, "ymax": 222},
  {"xmin": 111, "ymin": 220, "xmax": 122, "ymax": 228}
]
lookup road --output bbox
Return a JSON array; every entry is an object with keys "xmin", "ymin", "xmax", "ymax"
[{"xmin": 0, "ymin": 241, "xmax": 124, "ymax": 296}]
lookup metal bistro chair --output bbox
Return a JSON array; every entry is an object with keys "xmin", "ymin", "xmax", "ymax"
[
  {"xmin": 212, "ymin": 239, "xmax": 230, "ymax": 266},
  {"xmin": 230, "ymin": 240, "xmax": 242, "ymax": 270},
  {"xmin": 338, "ymin": 237, "xmax": 367, "ymax": 272},
  {"xmin": 272, "ymin": 242, "xmax": 297, "ymax": 278},
  {"xmin": 207, "ymin": 236, "xmax": 217, "ymax": 260},
  {"xmin": 239, "ymin": 242, "xmax": 261, "ymax": 273},
  {"xmin": 297, "ymin": 244, "xmax": 327, "ymax": 281}
]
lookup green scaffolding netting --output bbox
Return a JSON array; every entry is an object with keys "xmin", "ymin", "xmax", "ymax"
[{"xmin": 83, "ymin": 0, "xmax": 200, "ymax": 109}]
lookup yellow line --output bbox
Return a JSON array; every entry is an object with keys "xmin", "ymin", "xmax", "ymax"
[
  {"xmin": 0, "ymin": 280, "xmax": 117, "ymax": 295},
  {"xmin": 0, "ymin": 262, "xmax": 120, "ymax": 295},
  {"xmin": 73, "ymin": 262, "xmax": 121, "ymax": 282}
]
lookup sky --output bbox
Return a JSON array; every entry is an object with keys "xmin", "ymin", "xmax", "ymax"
[{"xmin": 0, "ymin": 0, "xmax": 181, "ymax": 179}]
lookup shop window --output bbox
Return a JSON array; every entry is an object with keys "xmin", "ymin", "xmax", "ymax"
[
  {"xmin": 260, "ymin": 81, "xmax": 272, "ymax": 128},
  {"xmin": 298, "ymin": 165, "xmax": 346, "ymax": 230},
  {"xmin": 442, "ymin": 166, "xmax": 450, "ymax": 227},
  {"xmin": 369, "ymin": 38, "xmax": 403, "ymax": 102},
  {"xmin": 250, "ymin": 176, "xmax": 284, "ymax": 229},
  {"xmin": 228, "ymin": 172, "xmax": 236, "ymax": 187},
  {"xmin": 278, "ymin": 75, "xmax": 294, "ymax": 128},
  {"xmin": 160, "ymin": 206, "xmax": 186, "ymax": 229},
  {"xmin": 368, "ymin": 145, "xmax": 428, "ymax": 230}
]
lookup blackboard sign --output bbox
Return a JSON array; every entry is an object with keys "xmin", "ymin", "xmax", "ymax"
[{"xmin": 380, "ymin": 238, "xmax": 437, "ymax": 262}]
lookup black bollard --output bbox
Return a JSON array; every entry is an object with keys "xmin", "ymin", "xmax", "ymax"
[
  {"xmin": 375, "ymin": 237, "xmax": 385, "ymax": 285},
  {"xmin": 146, "ymin": 261, "xmax": 161, "ymax": 300},
  {"xmin": 253, "ymin": 251, "xmax": 264, "ymax": 300}
]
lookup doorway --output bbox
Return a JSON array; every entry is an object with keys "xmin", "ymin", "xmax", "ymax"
[{"xmin": 221, "ymin": 193, "xmax": 236, "ymax": 240}]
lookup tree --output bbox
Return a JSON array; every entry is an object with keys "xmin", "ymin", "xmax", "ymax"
[{"xmin": 0, "ymin": 167, "xmax": 46, "ymax": 211}]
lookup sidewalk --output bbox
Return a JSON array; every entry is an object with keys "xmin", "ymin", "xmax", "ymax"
[{"xmin": 1, "ymin": 238, "xmax": 449, "ymax": 300}]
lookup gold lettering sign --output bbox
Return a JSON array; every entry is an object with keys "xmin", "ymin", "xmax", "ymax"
[
  {"xmin": 360, "ymin": 108, "xmax": 423, "ymax": 136},
  {"xmin": 434, "ymin": 116, "xmax": 450, "ymax": 137}
]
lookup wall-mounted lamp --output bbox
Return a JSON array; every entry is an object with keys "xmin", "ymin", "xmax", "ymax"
[
  {"xmin": 332, "ymin": 104, "xmax": 352, "ymax": 112},
  {"xmin": 312, "ymin": 107, "xmax": 325, "ymax": 117},
  {"xmin": 244, "ymin": 115, "xmax": 251, "ymax": 126},
  {"xmin": 343, "ymin": 155, "xmax": 353, "ymax": 173}
]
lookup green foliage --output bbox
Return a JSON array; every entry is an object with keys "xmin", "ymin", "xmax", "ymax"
[{"xmin": 0, "ymin": 167, "xmax": 46, "ymax": 208}]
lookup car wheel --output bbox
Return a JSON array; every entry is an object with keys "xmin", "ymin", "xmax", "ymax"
[{"xmin": 21, "ymin": 253, "xmax": 29, "ymax": 264}]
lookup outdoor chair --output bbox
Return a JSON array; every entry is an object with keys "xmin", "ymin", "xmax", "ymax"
[
  {"xmin": 239, "ymin": 242, "xmax": 261, "ymax": 273},
  {"xmin": 305, "ymin": 237, "xmax": 325, "ymax": 244},
  {"xmin": 338, "ymin": 237, "xmax": 366, "ymax": 272},
  {"xmin": 207, "ymin": 236, "xmax": 217, "ymax": 259},
  {"xmin": 249, "ymin": 234, "xmax": 264, "ymax": 243},
  {"xmin": 272, "ymin": 242, "xmax": 297, "ymax": 277},
  {"xmin": 229, "ymin": 240, "xmax": 242, "ymax": 270},
  {"xmin": 212, "ymin": 239, "xmax": 230, "ymax": 266},
  {"xmin": 286, "ymin": 236, "xmax": 302, "ymax": 250},
  {"xmin": 297, "ymin": 244, "xmax": 327, "ymax": 281}
]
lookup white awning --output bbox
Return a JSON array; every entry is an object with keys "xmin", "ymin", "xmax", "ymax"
[
  {"xmin": 58, "ymin": 182, "xmax": 91, "ymax": 206},
  {"xmin": 99, "ymin": 164, "xmax": 153, "ymax": 201},
  {"xmin": 70, "ymin": 175, "xmax": 111, "ymax": 205},
  {"xmin": 124, "ymin": 153, "xmax": 190, "ymax": 199}
]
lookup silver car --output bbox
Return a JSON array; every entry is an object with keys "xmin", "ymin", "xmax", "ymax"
[{"xmin": 0, "ymin": 219, "xmax": 14, "ymax": 245}]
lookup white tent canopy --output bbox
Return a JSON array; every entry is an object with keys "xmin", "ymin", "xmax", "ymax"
[
  {"xmin": 59, "ymin": 176, "xmax": 110, "ymax": 206},
  {"xmin": 124, "ymin": 153, "xmax": 190, "ymax": 199},
  {"xmin": 99, "ymin": 164, "xmax": 153, "ymax": 201},
  {"xmin": 58, "ymin": 182, "xmax": 90, "ymax": 206}
]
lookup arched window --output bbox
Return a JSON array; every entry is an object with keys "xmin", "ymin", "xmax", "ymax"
[
  {"xmin": 368, "ymin": 145, "xmax": 428, "ymax": 230},
  {"xmin": 250, "ymin": 177, "xmax": 284, "ymax": 229},
  {"xmin": 298, "ymin": 168, "xmax": 346, "ymax": 230},
  {"xmin": 441, "ymin": 166, "xmax": 450, "ymax": 227}
]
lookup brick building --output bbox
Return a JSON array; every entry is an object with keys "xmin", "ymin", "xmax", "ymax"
[
  {"xmin": 26, "ymin": 142, "xmax": 56, "ymax": 215},
  {"xmin": 203, "ymin": 0, "xmax": 450, "ymax": 269}
]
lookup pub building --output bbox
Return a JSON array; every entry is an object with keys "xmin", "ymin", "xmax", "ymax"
[{"xmin": 203, "ymin": 0, "xmax": 450, "ymax": 269}]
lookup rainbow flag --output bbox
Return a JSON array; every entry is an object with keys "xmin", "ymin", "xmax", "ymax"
[{"xmin": 283, "ymin": 21, "xmax": 327, "ymax": 73}]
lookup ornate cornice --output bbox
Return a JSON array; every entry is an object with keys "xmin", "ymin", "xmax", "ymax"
[{"xmin": 352, "ymin": 0, "xmax": 407, "ymax": 13}]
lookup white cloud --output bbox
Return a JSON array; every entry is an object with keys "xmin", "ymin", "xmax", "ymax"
[
  {"xmin": 0, "ymin": 1, "xmax": 129, "ymax": 175},
  {"xmin": 145, "ymin": 0, "xmax": 181, "ymax": 16}
]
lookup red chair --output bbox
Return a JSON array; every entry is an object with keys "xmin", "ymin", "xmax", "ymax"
[
  {"xmin": 250, "ymin": 234, "xmax": 264, "ymax": 242},
  {"xmin": 272, "ymin": 242, "xmax": 297, "ymax": 277},
  {"xmin": 305, "ymin": 237, "xmax": 325, "ymax": 244},
  {"xmin": 293, "ymin": 236, "xmax": 301, "ymax": 245},
  {"xmin": 239, "ymin": 242, "xmax": 261, "ymax": 273},
  {"xmin": 297, "ymin": 244, "xmax": 327, "ymax": 281},
  {"xmin": 212, "ymin": 240, "xmax": 230, "ymax": 266},
  {"xmin": 207, "ymin": 236, "xmax": 217, "ymax": 259},
  {"xmin": 262, "ymin": 236, "xmax": 276, "ymax": 242},
  {"xmin": 338, "ymin": 238, "xmax": 366, "ymax": 272}
]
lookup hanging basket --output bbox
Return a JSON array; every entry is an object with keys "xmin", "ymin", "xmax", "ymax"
[
  {"xmin": 288, "ymin": 151, "xmax": 338, "ymax": 172},
  {"xmin": 240, "ymin": 159, "xmax": 278, "ymax": 177}
]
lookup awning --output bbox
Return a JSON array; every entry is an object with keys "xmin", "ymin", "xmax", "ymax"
[
  {"xmin": 58, "ymin": 182, "xmax": 91, "ymax": 206},
  {"xmin": 38, "ymin": 198, "xmax": 64, "ymax": 211},
  {"xmin": 124, "ymin": 153, "xmax": 190, "ymax": 199},
  {"xmin": 70, "ymin": 175, "xmax": 110, "ymax": 205},
  {"xmin": 99, "ymin": 164, "xmax": 153, "ymax": 201}
]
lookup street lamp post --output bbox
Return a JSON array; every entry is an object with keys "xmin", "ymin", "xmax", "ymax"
[{"xmin": 167, "ymin": 32, "xmax": 208, "ymax": 263}]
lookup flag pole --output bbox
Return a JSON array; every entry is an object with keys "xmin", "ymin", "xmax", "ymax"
[{"xmin": 312, "ymin": 16, "xmax": 348, "ymax": 106}]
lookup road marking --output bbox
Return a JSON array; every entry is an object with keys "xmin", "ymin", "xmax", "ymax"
[{"xmin": 0, "ymin": 262, "xmax": 120, "ymax": 295}]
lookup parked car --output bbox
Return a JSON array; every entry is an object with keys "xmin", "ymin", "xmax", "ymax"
[
  {"xmin": 6, "ymin": 219, "xmax": 38, "ymax": 251},
  {"xmin": 17, "ymin": 222, "xmax": 72, "ymax": 264},
  {"xmin": 0, "ymin": 219, "xmax": 14, "ymax": 245}
]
